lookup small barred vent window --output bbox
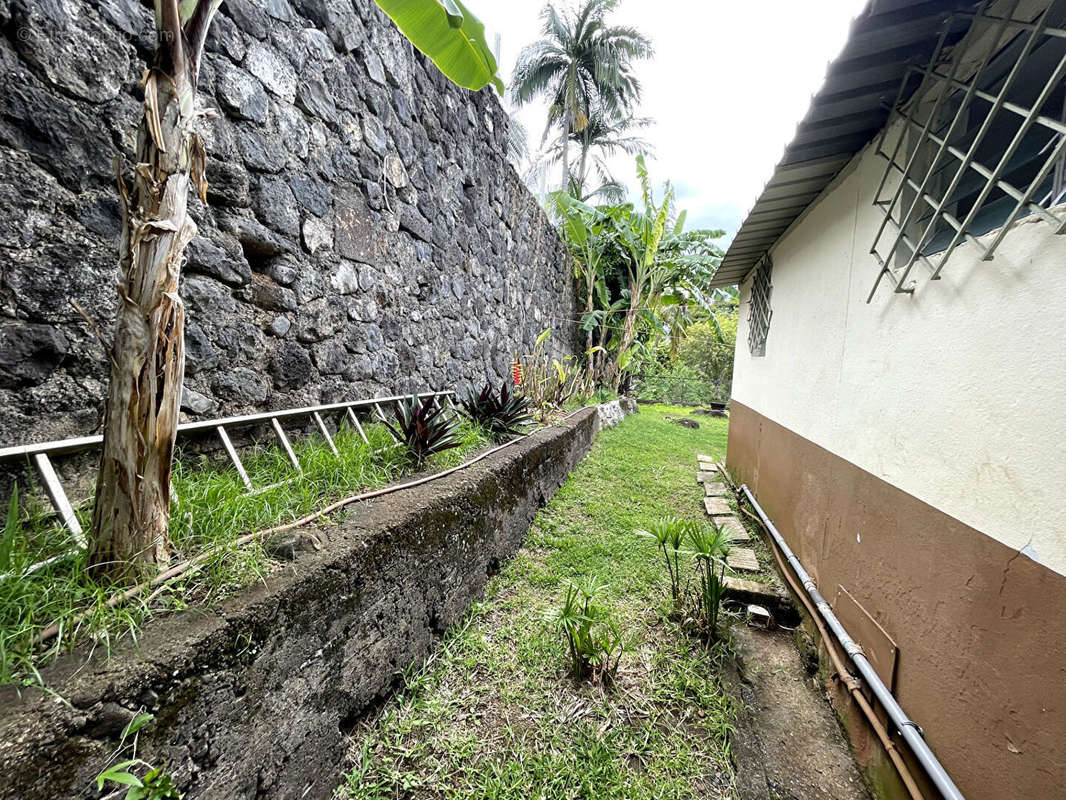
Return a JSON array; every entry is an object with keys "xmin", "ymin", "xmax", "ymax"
[
  {"xmin": 869, "ymin": 1, "xmax": 1066, "ymax": 302},
  {"xmin": 748, "ymin": 255, "xmax": 772, "ymax": 357}
]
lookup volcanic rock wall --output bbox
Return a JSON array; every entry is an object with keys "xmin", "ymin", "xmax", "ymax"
[{"xmin": 0, "ymin": 0, "xmax": 576, "ymax": 447}]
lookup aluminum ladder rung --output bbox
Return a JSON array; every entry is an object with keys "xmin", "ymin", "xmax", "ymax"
[
  {"xmin": 271, "ymin": 418, "xmax": 301, "ymax": 473},
  {"xmin": 346, "ymin": 407, "xmax": 370, "ymax": 445},
  {"xmin": 313, "ymin": 412, "xmax": 338, "ymax": 456},
  {"xmin": 32, "ymin": 452, "xmax": 86, "ymax": 549},
  {"xmin": 216, "ymin": 425, "xmax": 252, "ymax": 491}
]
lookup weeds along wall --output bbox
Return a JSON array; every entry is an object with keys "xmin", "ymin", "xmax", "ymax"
[{"xmin": 0, "ymin": 0, "xmax": 578, "ymax": 448}]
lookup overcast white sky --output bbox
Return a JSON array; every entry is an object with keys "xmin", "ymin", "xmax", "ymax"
[{"xmin": 463, "ymin": 0, "xmax": 867, "ymax": 244}]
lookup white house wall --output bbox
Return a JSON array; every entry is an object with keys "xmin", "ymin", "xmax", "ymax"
[{"xmin": 733, "ymin": 119, "xmax": 1066, "ymax": 577}]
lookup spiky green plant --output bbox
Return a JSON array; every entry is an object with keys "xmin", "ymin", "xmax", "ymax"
[
  {"xmin": 636, "ymin": 516, "xmax": 689, "ymax": 608},
  {"xmin": 460, "ymin": 379, "xmax": 533, "ymax": 441},
  {"xmin": 687, "ymin": 521, "xmax": 732, "ymax": 641},
  {"xmin": 546, "ymin": 576, "xmax": 624, "ymax": 683},
  {"xmin": 383, "ymin": 395, "xmax": 462, "ymax": 467}
]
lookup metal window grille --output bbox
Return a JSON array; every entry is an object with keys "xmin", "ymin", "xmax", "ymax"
[
  {"xmin": 747, "ymin": 254, "xmax": 772, "ymax": 357},
  {"xmin": 868, "ymin": 0, "xmax": 1066, "ymax": 302}
]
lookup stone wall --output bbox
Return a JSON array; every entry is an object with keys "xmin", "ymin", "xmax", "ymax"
[
  {"xmin": 0, "ymin": 407, "xmax": 600, "ymax": 800},
  {"xmin": 0, "ymin": 0, "xmax": 577, "ymax": 447}
]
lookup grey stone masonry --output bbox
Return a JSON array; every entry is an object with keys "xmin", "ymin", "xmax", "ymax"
[{"xmin": 0, "ymin": 0, "xmax": 577, "ymax": 447}]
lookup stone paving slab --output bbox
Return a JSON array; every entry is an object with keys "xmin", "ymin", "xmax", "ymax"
[
  {"xmin": 728, "ymin": 547, "xmax": 761, "ymax": 572},
  {"xmin": 697, "ymin": 458, "xmax": 716, "ymax": 471},
  {"xmin": 696, "ymin": 470, "xmax": 718, "ymax": 484},
  {"xmin": 704, "ymin": 481, "xmax": 729, "ymax": 497},
  {"xmin": 717, "ymin": 516, "xmax": 749, "ymax": 541},
  {"xmin": 703, "ymin": 496, "xmax": 732, "ymax": 517}
]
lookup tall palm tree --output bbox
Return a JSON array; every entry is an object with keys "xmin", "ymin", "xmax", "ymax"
[
  {"xmin": 511, "ymin": 0, "xmax": 652, "ymax": 192},
  {"xmin": 543, "ymin": 106, "xmax": 652, "ymax": 201}
]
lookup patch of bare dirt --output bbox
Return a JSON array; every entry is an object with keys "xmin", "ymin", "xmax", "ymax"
[{"xmin": 724, "ymin": 626, "xmax": 871, "ymax": 800}]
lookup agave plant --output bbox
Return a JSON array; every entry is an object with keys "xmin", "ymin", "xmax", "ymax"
[
  {"xmin": 461, "ymin": 379, "xmax": 533, "ymax": 440},
  {"xmin": 383, "ymin": 395, "xmax": 462, "ymax": 467}
]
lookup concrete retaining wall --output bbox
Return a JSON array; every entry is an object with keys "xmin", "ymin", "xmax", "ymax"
[{"xmin": 0, "ymin": 408, "xmax": 601, "ymax": 800}]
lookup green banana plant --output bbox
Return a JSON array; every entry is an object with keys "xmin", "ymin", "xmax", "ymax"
[
  {"xmin": 372, "ymin": 0, "xmax": 503, "ymax": 92},
  {"xmin": 604, "ymin": 155, "xmax": 673, "ymax": 388},
  {"xmin": 550, "ymin": 191, "xmax": 612, "ymax": 380}
]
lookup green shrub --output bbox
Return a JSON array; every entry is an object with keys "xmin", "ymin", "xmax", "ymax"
[
  {"xmin": 516, "ymin": 329, "xmax": 590, "ymax": 419},
  {"xmin": 632, "ymin": 362, "xmax": 727, "ymax": 406},
  {"xmin": 676, "ymin": 315, "xmax": 737, "ymax": 396},
  {"xmin": 547, "ymin": 577, "xmax": 624, "ymax": 683}
]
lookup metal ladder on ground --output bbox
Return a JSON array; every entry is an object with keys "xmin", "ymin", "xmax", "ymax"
[{"xmin": 0, "ymin": 390, "xmax": 454, "ymax": 572}]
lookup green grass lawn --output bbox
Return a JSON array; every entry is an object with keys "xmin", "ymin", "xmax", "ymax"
[{"xmin": 338, "ymin": 404, "xmax": 740, "ymax": 800}]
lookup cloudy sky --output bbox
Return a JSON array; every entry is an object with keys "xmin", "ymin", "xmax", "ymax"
[{"xmin": 462, "ymin": 0, "xmax": 867, "ymax": 244}]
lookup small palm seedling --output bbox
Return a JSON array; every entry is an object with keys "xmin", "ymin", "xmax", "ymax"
[
  {"xmin": 547, "ymin": 576, "xmax": 624, "ymax": 684},
  {"xmin": 688, "ymin": 521, "xmax": 732, "ymax": 641},
  {"xmin": 383, "ymin": 395, "xmax": 462, "ymax": 467},
  {"xmin": 636, "ymin": 516, "xmax": 689, "ymax": 609},
  {"xmin": 460, "ymin": 379, "xmax": 533, "ymax": 440}
]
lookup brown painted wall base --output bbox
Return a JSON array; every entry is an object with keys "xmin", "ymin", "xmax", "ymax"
[{"xmin": 727, "ymin": 400, "xmax": 1066, "ymax": 800}]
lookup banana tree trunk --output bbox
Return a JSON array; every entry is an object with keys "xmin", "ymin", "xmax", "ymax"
[
  {"xmin": 90, "ymin": 0, "xmax": 217, "ymax": 581},
  {"xmin": 584, "ymin": 272, "xmax": 595, "ymax": 376},
  {"xmin": 609, "ymin": 280, "xmax": 641, "ymax": 391}
]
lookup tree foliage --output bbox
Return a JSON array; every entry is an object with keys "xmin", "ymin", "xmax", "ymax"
[
  {"xmin": 511, "ymin": 0, "xmax": 652, "ymax": 191},
  {"xmin": 676, "ymin": 313, "xmax": 737, "ymax": 394},
  {"xmin": 550, "ymin": 157, "xmax": 729, "ymax": 393}
]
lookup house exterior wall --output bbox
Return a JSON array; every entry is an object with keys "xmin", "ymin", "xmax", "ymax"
[{"xmin": 728, "ymin": 121, "xmax": 1066, "ymax": 799}]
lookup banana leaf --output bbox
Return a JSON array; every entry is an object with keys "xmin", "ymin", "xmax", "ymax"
[{"xmin": 372, "ymin": 0, "xmax": 503, "ymax": 92}]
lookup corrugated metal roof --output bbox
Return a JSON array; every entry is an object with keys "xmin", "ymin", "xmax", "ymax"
[{"xmin": 712, "ymin": 0, "xmax": 981, "ymax": 287}]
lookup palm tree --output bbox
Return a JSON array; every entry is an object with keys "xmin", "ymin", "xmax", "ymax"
[
  {"xmin": 511, "ymin": 0, "xmax": 652, "ymax": 192},
  {"xmin": 543, "ymin": 106, "xmax": 652, "ymax": 201}
]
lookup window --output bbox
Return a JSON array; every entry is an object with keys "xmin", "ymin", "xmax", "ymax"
[
  {"xmin": 748, "ymin": 254, "xmax": 772, "ymax": 357},
  {"xmin": 868, "ymin": 1, "xmax": 1066, "ymax": 302}
]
